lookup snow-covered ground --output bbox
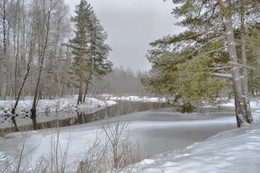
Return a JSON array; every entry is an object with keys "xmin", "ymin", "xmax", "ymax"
[
  {"xmin": 219, "ymin": 97, "xmax": 260, "ymax": 110},
  {"xmin": 121, "ymin": 99, "xmax": 260, "ymax": 173},
  {"xmin": 123, "ymin": 122, "xmax": 260, "ymax": 173},
  {"xmin": 0, "ymin": 97, "xmax": 259, "ymax": 172},
  {"xmin": 0, "ymin": 95, "xmax": 169, "ymax": 129},
  {"xmin": 0, "ymin": 96, "xmax": 117, "ymax": 128},
  {"xmin": 102, "ymin": 94, "xmax": 167, "ymax": 102}
]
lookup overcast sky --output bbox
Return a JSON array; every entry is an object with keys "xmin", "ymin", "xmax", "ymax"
[{"xmin": 64, "ymin": 0, "xmax": 183, "ymax": 71}]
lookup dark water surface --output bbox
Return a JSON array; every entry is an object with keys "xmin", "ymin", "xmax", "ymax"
[{"xmin": 1, "ymin": 101, "xmax": 169, "ymax": 135}]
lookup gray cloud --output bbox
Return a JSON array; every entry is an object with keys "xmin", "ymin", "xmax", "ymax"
[{"xmin": 65, "ymin": 0, "xmax": 183, "ymax": 71}]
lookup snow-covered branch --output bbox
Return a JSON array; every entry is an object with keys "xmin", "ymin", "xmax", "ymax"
[
  {"xmin": 228, "ymin": 61, "xmax": 256, "ymax": 70},
  {"xmin": 210, "ymin": 73, "xmax": 232, "ymax": 79}
]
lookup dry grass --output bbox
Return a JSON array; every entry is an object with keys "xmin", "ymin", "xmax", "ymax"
[{"xmin": 0, "ymin": 121, "xmax": 150, "ymax": 173}]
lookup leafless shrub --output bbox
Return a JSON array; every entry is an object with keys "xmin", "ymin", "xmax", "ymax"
[
  {"xmin": 33, "ymin": 130, "xmax": 71, "ymax": 173},
  {"xmin": 77, "ymin": 120, "xmax": 150, "ymax": 173},
  {"xmin": 1, "ymin": 121, "xmax": 150, "ymax": 173},
  {"xmin": 76, "ymin": 132, "xmax": 109, "ymax": 173},
  {"xmin": 0, "ymin": 133, "xmax": 38, "ymax": 173}
]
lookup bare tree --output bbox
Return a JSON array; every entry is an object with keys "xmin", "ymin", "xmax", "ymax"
[
  {"xmin": 30, "ymin": 0, "xmax": 53, "ymax": 129},
  {"xmin": 1, "ymin": 0, "xmax": 8, "ymax": 99}
]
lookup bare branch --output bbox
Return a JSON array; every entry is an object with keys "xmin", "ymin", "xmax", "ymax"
[
  {"xmin": 208, "ymin": 66, "xmax": 231, "ymax": 71},
  {"xmin": 217, "ymin": 0, "xmax": 228, "ymax": 12},
  {"xmin": 210, "ymin": 73, "xmax": 232, "ymax": 79}
]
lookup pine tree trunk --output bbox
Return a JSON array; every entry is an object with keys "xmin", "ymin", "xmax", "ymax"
[
  {"xmin": 78, "ymin": 78, "xmax": 84, "ymax": 104},
  {"xmin": 240, "ymin": 1, "xmax": 253, "ymax": 124},
  {"xmin": 83, "ymin": 82, "xmax": 89, "ymax": 103},
  {"xmin": 218, "ymin": 0, "xmax": 251, "ymax": 127},
  {"xmin": 77, "ymin": 38, "xmax": 84, "ymax": 105},
  {"xmin": 224, "ymin": 15, "xmax": 247, "ymax": 127}
]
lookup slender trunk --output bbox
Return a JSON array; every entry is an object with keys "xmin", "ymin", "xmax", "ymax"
[
  {"xmin": 30, "ymin": 8, "xmax": 51, "ymax": 130},
  {"xmin": 83, "ymin": 71, "xmax": 93, "ymax": 102},
  {"xmin": 83, "ymin": 51, "xmax": 95, "ymax": 102},
  {"xmin": 240, "ymin": 0, "xmax": 253, "ymax": 124},
  {"xmin": 1, "ymin": 0, "xmax": 7, "ymax": 100},
  {"xmin": 14, "ymin": 15, "xmax": 21, "ymax": 99},
  {"xmin": 77, "ymin": 39, "xmax": 84, "ymax": 105},
  {"xmin": 11, "ymin": 62, "xmax": 31, "ymax": 132},
  {"xmin": 60, "ymin": 83, "xmax": 65, "ymax": 98},
  {"xmin": 83, "ymin": 81, "xmax": 89, "ymax": 102},
  {"xmin": 47, "ymin": 71, "xmax": 53, "ymax": 100},
  {"xmin": 11, "ymin": 116, "xmax": 19, "ymax": 132},
  {"xmin": 14, "ymin": 47, "xmax": 18, "ymax": 98},
  {"xmin": 78, "ymin": 71, "xmax": 84, "ymax": 105}
]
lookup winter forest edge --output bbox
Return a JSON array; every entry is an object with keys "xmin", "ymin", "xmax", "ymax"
[{"xmin": 0, "ymin": 0, "xmax": 260, "ymax": 172}]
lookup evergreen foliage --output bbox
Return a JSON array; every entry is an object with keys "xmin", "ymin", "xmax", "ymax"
[
  {"xmin": 142, "ymin": 0, "xmax": 259, "ymax": 113},
  {"xmin": 247, "ymin": 23, "xmax": 260, "ymax": 95},
  {"xmin": 69, "ymin": 0, "xmax": 112, "ymax": 103}
]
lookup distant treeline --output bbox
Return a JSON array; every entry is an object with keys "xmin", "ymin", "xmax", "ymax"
[{"xmin": 89, "ymin": 67, "xmax": 149, "ymax": 96}]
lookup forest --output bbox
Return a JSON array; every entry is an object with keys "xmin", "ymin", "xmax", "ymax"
[
  {"xmin": 0, "ymin": 0, "xmax": 260, "ymax": 173},
  {"xmin": 0, "ymin": 0, "xmax": 259, "ymax": 125},
  {"xmin": 0, "ymin": 1, "xmax": 147, "ymax": 102},
  {"xmin": 0, "ymin": 0, "xmax": 259, "ymax": 128}
]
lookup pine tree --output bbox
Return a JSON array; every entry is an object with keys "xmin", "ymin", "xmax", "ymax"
[
  {"xmin": 70, "ymin": 0, "xmax": 112, "ymax": 104},
  {"xmin": 82, "ymin": 12, "xmax": 112, "ymax": 102},
  {"xmin": 70, "ymin": 0, "xmax": 92, "ymax": 104},
  {"xmin": 247, "ymin": 23, "xmax": 260, "ymax": 96},
  {"xmin": 143, "ymin": 0, "xmax": 258, "ymax": 126}
]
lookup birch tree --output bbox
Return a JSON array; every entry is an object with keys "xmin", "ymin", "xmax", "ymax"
[
  {"xmin": 1, "ymin": 0, "xmax": 8, "ymax": 99},
  {"xmin": 29, "ymin": 0, "xmax": 69, "ymax": 129}
]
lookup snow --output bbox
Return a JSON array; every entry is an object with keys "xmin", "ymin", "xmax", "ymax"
[
  {"xmin": 124, "ymin": 122, "xmax": 260, "ymax": 173},
  {"xmin": 211, "ymin": 73, "xmax": 232, "ymax": 78},
  {"xmin": 102, "ymin": 95, "xmax": 167, "ymax": 102},
  {"xmin": 226, "ymin": 31, "xmax": 232, "ymax": 35},
  {"xmin": 220, "ymin": 98, "xmax": 259, "ymax": 109},
  {"xmin": 120, "ymin": 99, "xmax": 260, "ymax": 173},
  {"xmin": 0, "ymin": 96, "xmax": 259, "ymax": 172},
  {"xmin": 0, "ymin": 96, "xmax": 117, "ymax": 128},
  {"xmin": 0, "ymin": 96, "xmax": 116, "ymax": 115}
]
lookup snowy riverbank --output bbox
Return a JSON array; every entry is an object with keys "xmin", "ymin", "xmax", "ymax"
[
  {"xmin": 0, "ymin": 95, "xmax": 169, "ymax": 129},
  {"xmin": 123, "ymin": 121, "xmax": 260, "ymax": 173},
  {"xmin": 0, "ymin": 96, "xmax": 117, "ymax": 129},
  {"xmin": 0, "ymin": 97, "xmax": 259, "ymax": 172}
]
